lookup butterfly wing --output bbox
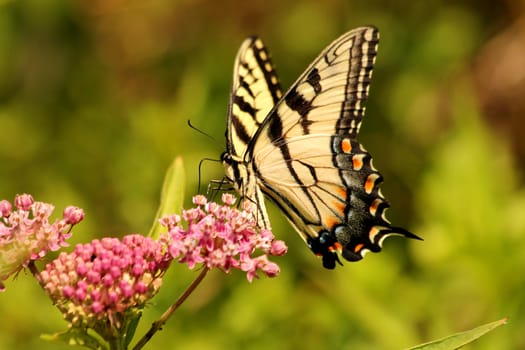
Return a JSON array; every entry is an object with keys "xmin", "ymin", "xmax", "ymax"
[
  {"xmin": 226, "ymin": 36, "xmax": 283, "ymax": 160},
  {"xmin": 223, "ymin": 37, "xmax": 283, "ymax": 228},
  {"xmin": 249, "ymin": 26, "xmax": 420, "ymax": 268}
]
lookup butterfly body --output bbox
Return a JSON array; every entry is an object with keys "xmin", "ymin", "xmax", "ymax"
[{"xmin": 222, "ymin": 26, "xmax": 420, "ymax": 269}]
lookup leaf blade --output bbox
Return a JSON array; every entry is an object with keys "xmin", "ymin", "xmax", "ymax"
[{"xmin": 406, "ymin": 318, "xmax": 508, "ymax": 350}]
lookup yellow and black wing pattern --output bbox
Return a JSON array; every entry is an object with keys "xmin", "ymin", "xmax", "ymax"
[{"xmin": 222, "ymin": 26, "xmax": 421, "ymax": 269}]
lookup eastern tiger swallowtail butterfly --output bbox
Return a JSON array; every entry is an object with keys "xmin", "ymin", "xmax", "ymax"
[{"xmin": 221, "ymin": 26, "xmax": 421, "ymax": 269}]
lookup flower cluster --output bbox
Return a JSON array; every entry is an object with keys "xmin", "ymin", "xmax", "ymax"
[
  {"xmin": 38, "ymin": 234, "xmax": 172, "ymax": 328},
  {"xmin": 2, "ymin": 191, "xmax": 287, "ymax": 340},
  {"xmin": 0, "ymin": 194, "xmax": 84, "ymax": 291},
  {"xmin": 161, "ymin": 194, "xmax": 287, "ymax": 282}
]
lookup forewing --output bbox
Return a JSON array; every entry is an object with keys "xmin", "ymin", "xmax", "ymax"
[{"xmin": 226, "ymin": 37, "xmax": 283, "ymax": 159}]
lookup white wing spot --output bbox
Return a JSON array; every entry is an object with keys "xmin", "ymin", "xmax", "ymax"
[
  {"xmin": 364, "ymin": 28, "xmax": 376, "ymax": 41},
  {"xmin": 369, "ymin": 158, "xmax": 377, "ymax": 171},
  {"xmin": 360, "ymin": 248, "xmax": 371, "ymax": 257},
  {"xmin": 377, "ymin": 231, "xmax": 392, "ymax": 248}
]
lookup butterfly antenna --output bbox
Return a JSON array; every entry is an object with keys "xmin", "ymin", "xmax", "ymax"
[
  {"xmin": 197, "ymin": 157, "xmax": 222, "ymax": 194},
  {"xmin": 187, "ymin": 118, "xmax": 227, "ymax": 196},
  {"xmin": 187, "ymin": 119, "xmax": 224, "ymax": 151}
]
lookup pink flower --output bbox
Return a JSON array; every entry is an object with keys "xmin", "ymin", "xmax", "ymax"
[
  {"xmin": 38, "ymin": 234, "xmax": 172, "ymax": 328},
  {"xmin": 14, "ymin": 194, "xmax": 33, "ymax": 211},
  {"xmin": 0, "ymin": 194, "xmax": 84, "ymax": 292},
  {"xmin": 161, "ymin": 194, "xmax": 287, "ymax": 281},
  {"xmin": 241, "ymin": 255, "xmax": 281, "ymax": 282},
  {"xmin": 270, "ymin": 240, "xmax": 288, "ymax": 256},
  {"xmin": 63, "ymin": 206, "xmax": 85, "ymax": 225},
  {"xmin": 0, "ymin": 200, "xmax": 12, "ymax": 217}
]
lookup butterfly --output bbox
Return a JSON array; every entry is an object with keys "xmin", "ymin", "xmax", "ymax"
[{"xmin": 221, "ymin": 26, "xmax": 421, "ymax": 269}]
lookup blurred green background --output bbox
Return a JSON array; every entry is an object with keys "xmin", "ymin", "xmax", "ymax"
[{"xmin": 1, "ymin": 0, "xmax": 524, "ymax": 349}]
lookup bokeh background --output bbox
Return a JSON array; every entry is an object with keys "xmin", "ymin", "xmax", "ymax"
[{"xmin": 1, "ymin": 0, "xmax": 524, "ymax": 349}]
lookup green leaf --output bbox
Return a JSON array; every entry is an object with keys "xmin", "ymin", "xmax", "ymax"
[
  {"xmin": 123, "ymin": 310, "xmax": 143, "ymax": 348},
  {"xmin": 405, "ymin": 318, "xmax": 508, "ymax": 350},
  {"xmin": 41, "ymin": 328, "xmax": 108, "ymax": 350},
  {"xmin": 148, "ymin": 156, "xmax": 185, "ymax": 239}
]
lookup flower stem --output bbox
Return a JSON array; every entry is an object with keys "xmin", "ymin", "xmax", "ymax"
[
  {"xmin": 28, "ymin": 261, "xmax": 39, "ymax": 276},
  {"xmin": 28, "ymin": 261, "xmax": 44, "ymax": 289},
  {"xmin": 132, "ymin": 267, "xmax": 209, "ymax": 350}
]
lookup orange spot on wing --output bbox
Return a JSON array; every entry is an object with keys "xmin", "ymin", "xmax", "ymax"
[
  {"xmin": 324, "ymin": 216, "xmax": 339, "ymax": 230},
  {"xmin": 334, "ymin": 200, "xmax": 346, "ymax": 215},
  {"xmin": 364, "ymin": 175, "xmax": 375, "ymax": 194},
  {"xmin": 324, "ymin": 200, "xmax": 345, "ymax": 229},
  {"xmin": 341, "ymin": 138, "xmax": 352, "ymax": 153},
  {"xmin": 354, "ymin": 243, "xmax": 364, "ymax": 253},
  {"xmin": 369, "ymin": 199, "xmax": 381, "ymax": 216},
  {"xmin": 337, "ymin": 187, "xmax": 347, "ymax": 198},
  {"xmin": 369, "ymin": 226, "xmax": 381, "ymax": 242},
  {"xmin": 329, "ymin": 242, "xmax": 342, "ymax": 253},
  {"xmin": 352, "ymin": 155, "xmax": 363, "ymax": 170}
]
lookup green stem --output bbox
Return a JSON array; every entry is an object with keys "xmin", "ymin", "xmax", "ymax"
[
  {"xmin": 108, "ymin": 333, "xmax": 123, "ymax": 350},
  {"xmin": 28, "ymin": 261, "xmax": 46, "ymax": 291},
  {"xmin": 132, "ymin": 267, "xmax": 209, "ymax": 350},
  {"xmin": 28, "ymin": 260, "xmax": 39, "ymax": 277}
]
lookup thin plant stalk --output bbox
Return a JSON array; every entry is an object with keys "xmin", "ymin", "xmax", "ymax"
[{"xmin": 132, "ymin": 267, "xmax": 209, "ymax": 350}]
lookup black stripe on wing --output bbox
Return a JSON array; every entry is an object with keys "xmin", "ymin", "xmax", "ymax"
[
  {"xmin": 226, "ymin": 37, "xmax": 282, "ymax": 159},
  {"xmin": 337, "ymin": 27, "xmax": 379, "ymax": 138}
]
